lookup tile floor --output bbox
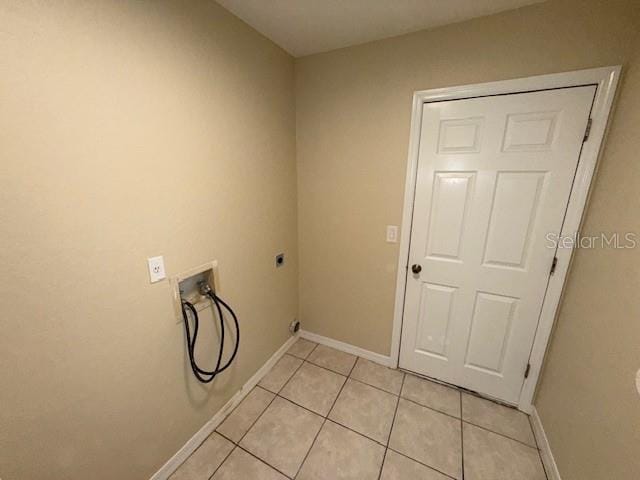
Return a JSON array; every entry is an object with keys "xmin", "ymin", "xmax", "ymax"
[{"xmin": 170, "ymin": 338, "xmax": 548, "ymax": 480}]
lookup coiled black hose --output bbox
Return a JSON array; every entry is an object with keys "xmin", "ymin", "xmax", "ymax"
[{"xmin": 180, "ymin": 290, "xmax": 240, "ymax": 383}]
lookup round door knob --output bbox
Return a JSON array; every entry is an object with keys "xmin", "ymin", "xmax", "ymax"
[{"xmin": 411, "ymin": 264, "xmax": 422, "ymax": 274}]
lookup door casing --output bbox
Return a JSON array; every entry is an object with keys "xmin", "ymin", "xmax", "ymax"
[{"xmin": 390, "ymin": 66, "xmax": 621, "ymax": 413}]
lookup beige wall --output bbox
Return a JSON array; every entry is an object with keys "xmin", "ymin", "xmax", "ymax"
[
  {"xmin": 295, "ymin": 0, "xmax": 640, "ymax": 478},
  {"xmin": 2, "ymin": 1, "xmax": 640, "ymax": 479},
  {"xmin": 0, "ymin": 2, "xmax": 296, "ymax": 479},
  {"xmin": 295, "ymin": 0, "xmax": 639, "ymax": 356},
  {"xmin": 535, "ymin": 33, "xmax": 640, "ymax": 480}
]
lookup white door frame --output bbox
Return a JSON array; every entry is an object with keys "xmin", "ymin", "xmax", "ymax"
[{"xmin": 390, "ymin": 66, "xmax": 621, "ymax": 413}]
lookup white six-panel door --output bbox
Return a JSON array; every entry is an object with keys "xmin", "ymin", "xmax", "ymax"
[{"xmin": 399, "ymin": 86, "xmax": 596, "ymax": 404}]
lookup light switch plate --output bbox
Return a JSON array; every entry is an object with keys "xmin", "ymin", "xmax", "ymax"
[
  {"xmin": 386, "ymin": 225, "xmax": 399, "ymax": 243},
  {"xmin": 147, "ymin": 256, "xmax": 166, "ymax": 283}
]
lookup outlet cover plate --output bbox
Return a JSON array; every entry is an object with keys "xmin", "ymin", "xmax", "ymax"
[{"xmin": 147, "ymin": 256, "xmax": 166, "ymax": 283}]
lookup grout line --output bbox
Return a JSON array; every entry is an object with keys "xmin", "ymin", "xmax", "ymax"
[
  {"xmin": 305, "ymin": 341, "xmax": 319, "ymax": 358},
  {"xmin": 275, "ymin": 392, "xmax": 334, "ymax": 419},
  {"xmin": 396, "ymin": 392, "xmax": 538, "ymax": 449},
  {"xmin": 377, "ymin": 372, "xmax": 406, "ymax": 480},
  {"xmin": 386, "ymin": 373, "xmax": 405, "ymax": 446},
  {"xmin": 289, "ymin": 340, "xmax": 319, "ymax": 361},
  {"xmin": 275, "ymin": 390, "xmax": 388, "ymax": 449},
  {"xmin": 386, "ymin": 447, "xmax": 459, "ymax": 480},
  {"xmin": 292, "ymin": 420, "xmax": 324, "ymax": 480},
  {"xmin": 206, "ymin": 444, "xmax": 236, "ymax": 480},
  {"xmin": 346, "ymin": 355, "xmax": 358, "ymax": 377},
  {"xmin": 319, "ymin": 371, "xmax": 350, "ymax": 420},
  {"xmin": 354, "ymin": 355, "xmax": 398, "ymax": 373},
  {"xmin": 301, "ymin": 359, "xmax": 349, "ymax": 380},
  {"xmin": 304, "ymin": 356, "xmax": 401, "ymax": 397},
  {"xmin": 462, "ymin": 420, "xmax": 539, "ymax": 450},
  {"xmin": 234, "ymin": 393, "xmax": 278, "ymax": 446},
  {"xmin": 305, "ymin": 358, "xmax": 355, "ymax": 377},
  {"xmin": 215, "ymin": 430, "xmax": 236, "ymax": 445},
  {"xmin": 293, "ymin": 363, "xmax": 353, "ymax": 479},
  {"xmin": 348, "ymin": 371, "xmax": 403, "ymax": 396},
  {"xmin": 234, "ymin": 357, "xmax": 307, "ymax": 447},
  {"xmin": 277, "ymin": 390, "xmax": 388, "ymax": 449},
  {"xmin": 277, "ymin": 356, "xmax": 307, "ymax": 394},
  {"xmin": 215, "ymin": 385, "xmax": 270, "ymax": 440},
  {"xmin": 324, "ymin": 417, "xmax": 388, "ymax": 447},
  {"xmin": 400, "ymin": 394, "xmax": 463, "ymax": 421},
  {"xmin": 237, "ymin": 445, "xmax": 294, "ymax": 479},
  {"xmin": 257, "ymin": 354, "xmax": 304, "ymax": 394},
  {"xmin": 376, "ymin": 439, "xmax": 389, "ymax": 477},
  {"xmin": 303, "ymin": 342, "xmax": 359, "ymax": 377},
  {"xmin": 255, "ymin": 384, "xmax": 272, "ymax": 394}
]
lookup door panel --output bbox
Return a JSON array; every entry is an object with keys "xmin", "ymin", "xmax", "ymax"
[
  {"xmin": 502, "ymin": 111, "xmax": 559, "ymax": 152},
  {"xmin": 437, "ymin": 117, "xmax": 484, "ymax": 154},
  {"xmin": 415, "ymin": 283, "xmax": 456, "ymax": 359},
  {"xmin": 464, "ymin": 292, "xmax": 517, "ymax": 374},
  {"xmin": 426, "ymin": 172, "xmax": 475, "ymax": 261},
  {"xmin": 400, "ymin": 86, "xmax": 596, "ymax": 404},
  {"xmin": 482, "ymin": 171, "xmax": 545, "ymax": 269}
]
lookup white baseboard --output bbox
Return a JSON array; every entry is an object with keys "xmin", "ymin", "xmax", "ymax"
[
  {"xmin": 149, "ymin": 334, "xmax": 299, "ymax": 480},
  {"xmin": 530, "ymin": 407, "xmax": 562, "ymax": 480},
  {"xmin": 299, "ymin": 329, "xmax": 393, "ymax": 368}
]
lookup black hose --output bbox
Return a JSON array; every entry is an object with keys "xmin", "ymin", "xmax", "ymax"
[
  {"xmin": 181, "ymin": 301, "xmax": 216, "ymax": 383},
  {"xmin": 206, "ymin": 291, "xmax": 240, "ymax": 373},
  {"xmin": 180, "ymin": 291, "xmax": 239, "ymax": 383}
]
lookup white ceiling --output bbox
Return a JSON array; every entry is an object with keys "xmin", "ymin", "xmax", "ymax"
[{"xmin": 217, "ymin": 0, "xmax": 545, "ymax": 57}]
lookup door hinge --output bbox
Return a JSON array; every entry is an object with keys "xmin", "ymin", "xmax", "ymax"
[
  {"xmin": 550, "ymin": 256, "xmax": 558, "ymax": 275},
  {"xmin": 524, "ymin": 363, "xmax": 531, "ymax": 379},
  {"xmin": 583, "ymin": 118, "xmax": 593, "ymax": 142}
]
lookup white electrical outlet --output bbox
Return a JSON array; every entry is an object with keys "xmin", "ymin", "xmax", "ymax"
[
  {"xmin": 147, "ymin": 256, "xmax": 166, "ymax": 283},
  {"xmin": 386, "ymin": 225, "xmax": 399, "ymax": 243}
]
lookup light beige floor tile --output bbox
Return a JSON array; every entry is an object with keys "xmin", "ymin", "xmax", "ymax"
[
  {"xmin": 297, "ymin": 420, "xmax": 385, "ymax": 480},
  {"xmin": 280, "ymin": 362, "xmax": 346, "ymax": 415},
  {"xmin": 401, "ymin": 374, "xmax": 461, "ymax": 418},
  {"xmin": 240, "ymin": 397, "xmax": 323, "ymax": 478},
  {"xmin": 350, "ymin": 357, "xmax": 404, "ymax": 394},
  {"xmin": 211, "ymin": 447, "xmax": 287, "ymax": 480},
  {"xmin": 461, "ymin": 393, "xmax": 535, "ymax": 446},
  {"xmin": 463, "ymin": 423, "xmax": 546, "ymax": 480},
  {"xmin": 389, "ymin": 399, "xmax": 462, "ymax": 479},
  {"xmin": 217, "ymin": 387, "xmax": 274, "ymax": 443},
  {"xmin": 329, "ymin": 378, "xmax": 397, "ymax": 444},
  {"xmin": 287, "ymin": 338, "xmax": 317, "ymax": 359},
  {"xmin": 258, "ymin": 354, "xmax": 302, "ymax": 393},
  {"xmin": 381, "ymin": 450, "xmax": 452, "ymax": 480},
  {"xmin": 170, "ymin": 432, "xmax": 233, "ymax": 480},
  {"xmin": 307, "ymin": 344, "xmax": 357, "ymax": 375}
]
